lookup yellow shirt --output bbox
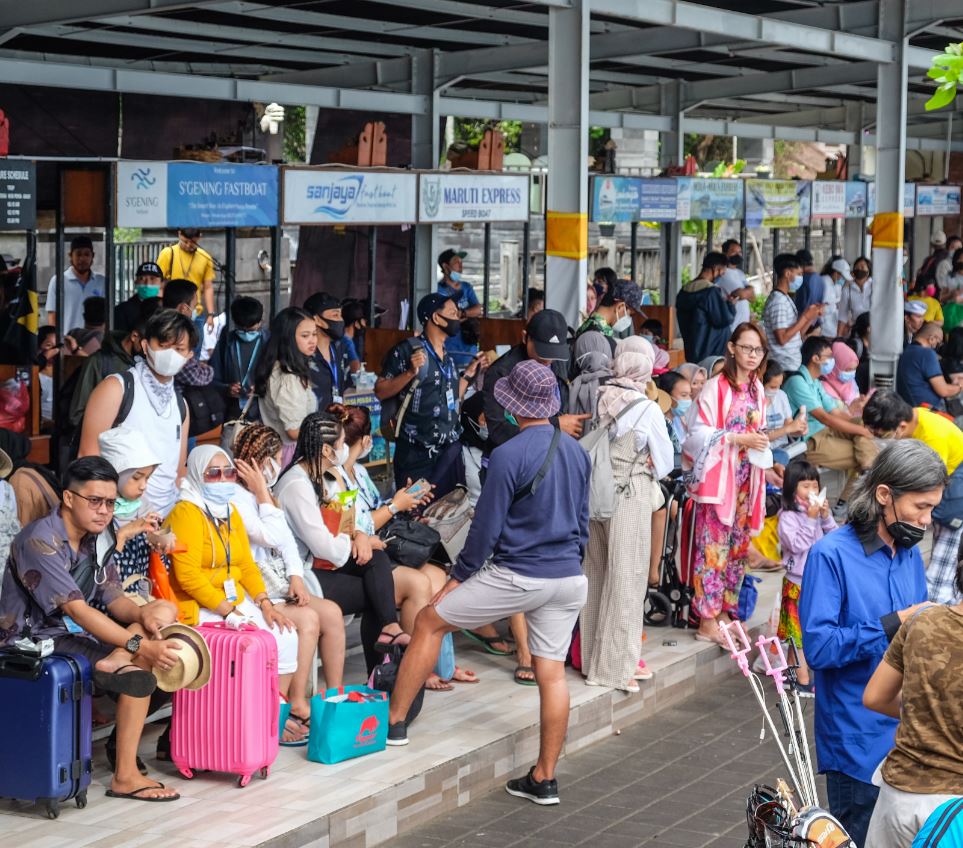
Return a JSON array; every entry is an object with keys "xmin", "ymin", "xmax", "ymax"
[
  {"xmin": 912, "ymin": 407, "xmax": 963, "ymax": 475},
  {"xmin": 908, "ymin": 295, "xmax": 944, "ymax": 324},
  {"xmin": 157, "ymin": 243, "xmax": 216, "ymax": 290},
  {"xmin": 166, "ymin": 501, "xmax": 267, "ymax": 625}
]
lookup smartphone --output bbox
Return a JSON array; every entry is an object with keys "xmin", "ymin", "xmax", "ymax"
[{"xmin": 406, "ymin": 479, "xmax": 429, "ymax": 497}]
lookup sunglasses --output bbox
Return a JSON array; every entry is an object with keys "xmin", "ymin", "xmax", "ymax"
[
  {"xmin": 69, "ymin": 491, "xmax": 116, "ymax": 511},
  {"xmin": 203, "ymin": 466, "xmax": 238, "ymax": 482}
]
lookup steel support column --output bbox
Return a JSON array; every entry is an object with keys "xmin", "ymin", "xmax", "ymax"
[
  {"xmin": 659, "ymin": 82, "xmax": 684, "ymax": 306},
  {"xmin": 545, "ymin": 0, "xmax": 589, "ymax": 327},
  {"xmin": 843, "ymin": 102, "xmax": 866, "ymax": 262},
  {"xmin": 871, "ymin": 0, "xmax": 908, "ymax": 388},
  {"xmin": 411, "ymin": 50, "xmax": 436, "ymax": 323}
]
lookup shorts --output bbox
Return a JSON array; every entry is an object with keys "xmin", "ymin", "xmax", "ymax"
[
  {"xmin": 54, "ymin": 635, "xmax": 113, "ymax": 696},
  {"xmin": 777, "ymin": 577, "xmax": 802, "ymax": 646},
  {"xmin": 436, "ymin": 564, "xmax": 587, "ymax": 661}
]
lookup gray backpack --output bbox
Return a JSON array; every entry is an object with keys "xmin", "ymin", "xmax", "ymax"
[{"xmin": 579, "ymin": 396, "xmax": 648, "ymax": 521}]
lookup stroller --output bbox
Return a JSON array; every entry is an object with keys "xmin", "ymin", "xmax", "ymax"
[
  {"xmin": 644, "ymin": 475, "xmax": 696, "ymax": 629},
  {"xmin": 720, "ymin": 621, "xmax": 856, "ymax": 848}
]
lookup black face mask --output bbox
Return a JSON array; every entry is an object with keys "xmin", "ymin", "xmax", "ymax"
[
  {"xmin": 320, "ymin": 319, "xmax": 344, "ymax": 341},
  {"xmin": 729, "ymin": 254, "xmax": 744, "ymax": 270},
  {"xmin": 886, "ymin": 501, "xmax": 925, "ymax": 549},
  {"xmin": 437, "ymin": 316, "xmax": 461, "ymax": 338}
]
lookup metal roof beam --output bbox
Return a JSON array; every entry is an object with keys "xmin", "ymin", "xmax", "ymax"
[
  {"xmin": 0, "ymin": 0, "xmax": 214, "ymax": 28},
  {"xmin": 0, "ymin": 48, "xmax": 280, "ymax": 75}
]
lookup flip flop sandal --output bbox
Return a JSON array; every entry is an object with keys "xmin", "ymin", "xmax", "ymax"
[
  {"xmin": 374, "ymin": 631, "xmax": 410, "ymax": 654},
  {"xmin": 94, "ymin": 665, "xmax": 157, "ymax": 698},
  {"xmin": 280, "ymin": 713, "xmax": 310, "ymax": 748},
  {"xmin": 105, "ymin": 782, "xmax": 180, "ymax": 803},
  {"xmin": 461, "ymin": 629, "xmax": 514, "ymax": 656},
  {"xmin": 513, "ymin": 666, "xmax": 537, "ymax": 686}
]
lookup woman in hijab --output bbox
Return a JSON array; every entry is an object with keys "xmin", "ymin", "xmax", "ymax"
[
  {"xmin": 580, "ymin": 336, "xmax": 674, "ymax": 693},
  {"xmin": 698, "ymin": 355, "xmax": 726, "ymax": 380},
  {"xmin": 569, "ymin": 331, "xmax": 613, "ymax": 423},
  {"xmin": 676, "ymin": 363, "xmax": 708, "ymax": 398},
  {"xmin": 821, "ymin": 340, "xmax": 862, "ymax": 411},
  {"xmin": 166, "ymin": 445, "xmax": 310, "ymax": 743}
]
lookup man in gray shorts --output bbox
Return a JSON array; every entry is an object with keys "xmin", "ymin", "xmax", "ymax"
[{"xmin": 385, "ymin": 359, "xmax": 591, "ymax": 807}]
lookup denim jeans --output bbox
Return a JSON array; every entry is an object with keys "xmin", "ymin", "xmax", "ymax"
[{"xmin": 825, "ymin": 770, "xmax": 880, "ymax": 848}]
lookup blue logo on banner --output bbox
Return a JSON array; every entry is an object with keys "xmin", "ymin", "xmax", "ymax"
[
  {"xmin": 167, "ymin": 163, "xmax": 278, "ymax": 228},
  {"xmin": 308, "ymin": 175, "xmax": 364, "ymax": 218},
  {"xmin": 131, "ymin": 167, "xmax": 156, "ymax": 190}
]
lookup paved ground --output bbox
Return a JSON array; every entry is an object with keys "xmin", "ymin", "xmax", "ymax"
[{"xmin": 395, "ymin": 673, "xmax": 823, "ymax": 848}]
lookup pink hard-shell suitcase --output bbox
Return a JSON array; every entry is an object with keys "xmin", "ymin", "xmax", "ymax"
[{"xmin": 171, "ymin": 622, "xmax": 279, "ymax": 787}]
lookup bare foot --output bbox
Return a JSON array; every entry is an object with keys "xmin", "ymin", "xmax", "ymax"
[
  {"xmin": 376, "ymin": 625, "xmax": 411, "ymax": 650},
  {"xmin": 281, "ymin": 714, "xmax": 309, "ymax": 744},
  {"xmin": 95, "ymin": 650, "xmax": 137, "ymax": 675},
  {"xmin": 451, "ymin": 666, "xmax": 479, "ymax": 683},
  {"xmin": 425, "ymin": 674, "xmax": 454, "ymax": 691}
]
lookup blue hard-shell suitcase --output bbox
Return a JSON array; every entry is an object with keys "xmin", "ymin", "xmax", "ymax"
[{"xmin": 0, "ymin": 650, "xmax": 93, "ymax": 818}]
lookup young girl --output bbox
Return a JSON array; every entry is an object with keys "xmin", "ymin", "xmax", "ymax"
[
  {"xmin": 777, "ymin": 460, "xmax": 837, "ymax": 694},
  {"xmin": 763, "ymin": 361, "xmax": 807, "ymax": 466}
]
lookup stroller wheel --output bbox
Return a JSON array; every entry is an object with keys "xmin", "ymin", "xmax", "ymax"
[{"xmin": 644, "ymin": 590, "xmax": 672, "ymax": 627}]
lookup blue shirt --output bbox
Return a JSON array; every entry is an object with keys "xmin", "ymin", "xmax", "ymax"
[
  {"xmin": 913, "ymin": 799, "xmax": 963, "ymax": 847},
  {"xmin": 897, "ymin": 342, "xmax": 945, "ymax": 410},
  {"xmin": 783, "ymin": 367, "xmax": 841, "ymax": 439},
  {"xmin": 444, "ymin": 333, "xmax": 478, "ymax": 369},
  {"xmin": 438, "ymin": 279, "xmax": 479, "ymax": 313},
  {"xmin": 342, "ymin": 335, "xmax": 359, "ymax": 366},
  {"xmin": 799, "ymin": 523, "xmax": 928, "ymax": 784}
]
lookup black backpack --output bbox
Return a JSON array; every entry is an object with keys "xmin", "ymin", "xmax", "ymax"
[
  {"xmin": 113, "ymin": 368, "xmax": 188, "ymax": 427},
  {"xmin": 181, "ymin": 384, "xmax": 226, "ymax": 437}
]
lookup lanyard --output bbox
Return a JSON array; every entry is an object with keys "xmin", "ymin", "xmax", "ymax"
[
  {"xmin": 204, "ymin": 507, "xmax": 232, "ymax": 575},
  {"xmin": 234, "ymin": 337, "xmax": 261, "ymax": 389},
  {"xmin": 321, "ymin": 349, "xmax": 339, "ymax": 389},
  {"xmin": 424, "ymin": 341, "xmax": 454, "ymax": 383}
]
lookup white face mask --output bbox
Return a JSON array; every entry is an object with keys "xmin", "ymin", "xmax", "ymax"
[
  {"xmin": 612, "ymin": 313, "xmax": 633, "ymax": 334},
  {"xmin": 358, "ymin": 437, "xmax": 373, "ymax": 460},
  {"xmin": 327, "ymin": 443, "xmax": 350, "ymax": 467},
  {"xmin": 146, "ymin": 344, "xmax": 188, "ymax": 377},
  {"xmin": 261, "ymin": 457, "xmax": 280, "ymax": 488}
]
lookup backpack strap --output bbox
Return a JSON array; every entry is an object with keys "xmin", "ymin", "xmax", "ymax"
[
  {"xmin": 512, "ymin": 426, "xmax": 561, "ymax": 505},
  {"xmin": 112, "ymin": 369, "xmax": 187, "ymax": 425}
]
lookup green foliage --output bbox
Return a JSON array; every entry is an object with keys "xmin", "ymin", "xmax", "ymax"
[
  {"xmin": 113, "ymin": 228, "xmax": 142, "ymax": 244},
  {"xmin": 284, "ymin": 105, "xmax": 307, "ymax": 162},
  {"xmin": 711, "ymin": 160, "xmax": 747, "ymax": 178},
  {"xmin": 681, "ymin": 219, "xmax": 707, "ymax": 240},
  {"xmin": 680, "ymin": 266, "xmax": 692, "ymax": 286},
  {"xmin": 750, "ymin": 294, "xmax": 767, "ymax": 322},
  {"xmin": 926, "ymin": 44, "xmax": 963, "ymax": 111},
  {"xmin": 453, "ymin": 119, "xmax": 522, "ymax": 152}
]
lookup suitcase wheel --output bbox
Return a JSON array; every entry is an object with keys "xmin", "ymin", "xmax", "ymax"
[
  {"xmin": 259, "ymin": 766, "xmax": 269, "ymax": 780},
  {"xmin": 75, "ymin": 791, "xmax": 87, "ymax": 809},
  {"xmin": 237, "ymin": 774, "xmax": 252, "ymax": 788},
  {"xmin": 45, "ymin": 800, "xmax": 59, "ymax": 819},
  {"xmin": 178, "ymin": 768, "xmax": 194, "ymax": 780}
]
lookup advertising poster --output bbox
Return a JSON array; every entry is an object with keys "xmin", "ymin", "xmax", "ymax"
[
  {"xmin": 811, "ymin": 182, "xmax": 847, "ymax": 219},
  {"xmin": 283, "ymin": 169, "xmax": 417, "ymax": 225},
  {"xmin": 916, "ymin": 185, "xmax": 962, "ymax": 217},
  {"xmin": 745, "ymin": 180, "xmax": 811, "ymax": 228},
  {"xmin": 637, "ymin": 179, "xmax": 679, "ymax": 222},
  {"xmin": 589, "ymin": 176, "xmax": 641, "ymax": 223},
  {"xmin": 844, "ymin": 181, "xmax": 868, "ymax": 218},
  {"xmin": 676, "ymin": 178, "xmax": 743, "ymax": 221},
  {"xmin": 866, "ymin": 182, "xmax": 916, "ymax": 218},
  {"xmin": 419, "ymin": 173, "xmax": 529, "ymax": 223}
]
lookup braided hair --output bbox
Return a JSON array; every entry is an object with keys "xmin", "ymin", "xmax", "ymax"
[
  {"xmin": 233, "ymin": 424, "xmax": 283, "ymax": 468},
  {"xmin": 286, "ymin": 411, "xmax": 343, "ymax": 500}
]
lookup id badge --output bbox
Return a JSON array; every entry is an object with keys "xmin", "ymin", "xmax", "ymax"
[
  {"xmin": 333, "ymin": 392, "xmax": 343, "ymax": 404},
  {"xmin": 446, "ymin": 388, "xmax": 456, "ymax": 410},
  {"xmin": 223, "ymin": 578, "xmax": 238, "ymax": 603},
  {"xmin": 63, "ymin": 615, "xmax": 84, "ymax": 635}
]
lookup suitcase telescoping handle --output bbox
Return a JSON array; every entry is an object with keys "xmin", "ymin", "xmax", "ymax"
[{"xmin": 0, "ymin": 648, "xmax": 44, "ymax": 681}]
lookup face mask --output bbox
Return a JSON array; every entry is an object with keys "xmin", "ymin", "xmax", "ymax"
[
  {"xmin": 838, "ymin": 370, "xmax": 857, "ymax": 383},
  {"xmin": 327, "ymin": 443, "xmax": 350, "ymax": 467},
  {"xmin": 820, "ymin": 357, "xmax": 836, "ymax": 376},
  {"xmin": 853, "ymin": 270, "xmax": 869, "ymax": 281},
  {"xmin": 236, "ymin": 329, "xmax": 259, "ymax": 343},
  {"xmin": 764, "ymin": 389, "xmax": 778, "ymax": 400},
  {"xmin": 448, "ymin": 271, "xmax": 464, "ymax": 284},
  {"xmin": 504, "ymin": 410, "xmax": 518, "ymax": 427},
  {"xmin": 261, "ymin": 458, "xmax": 280, "ymax": 488},
  {"xmin": 469, "ymin": 418, "xmax": 489, "ymax": 441},
  {"xmin": 136, "ymin": 285, "xmax": 159, "ymax": 299},
  {"xmin": 887, "ymin": 501, "xmax": 925, "ymax": 549},
  {"xmin": 641, "ymin": 332, "xmax": 655, "ymax": 342},
  {"xmin": 788, "ymin": 274, "xmax": 803, "ymax": 293},
  {"xmin": 438, "ymin": 316, "xmax": 461, "ymax": 338},
  {"xmin": 358, "ymin": 439, "xmax": 373, "ymax": 460},
  {"xmin": 673, "ymin": 399, "xmax": 691, "ymax": 417},
  {"xmin": 612, "ymin": 312, "xmax": 633, "ymax": 336},
  {"xmin": 925, "ymin": 285, "xmax": 937, "ymax": 298},
  {"xmin": 146, "ymin": 345, "xmax": 188, "ymax": 377},
  {"xmin": 729, "ymin": 254, "xmax": 744, "ymax": 270},
  {"xmin": 320, "ymin": 320, "xmax": 344, "ymax": 341},
  {"xmin": 201, "ymin": 482, "xmax": 236, "ymax": 506},
  {"xmin": 113, "ymin": 496, "xmax": 141, "ymax": 518}
]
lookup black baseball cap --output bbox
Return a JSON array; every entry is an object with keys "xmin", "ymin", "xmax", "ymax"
[
  {"xmin": 438, "ymin": 248, "xmax": 467, "ymax": 269},
  {"xmin": 136, "ymin": 261, "xmax": 162, "ymax": 278},
  {"xmin": 525, "ymin": 308, "xmax": 569, "ymax": 361},
  {"xmin": 304, "ymin": 292, "xmax": 341, "ymax": 317},
  {"xmin": 417, "ymin": 292, "xmax": 453, "ymax": 326}
]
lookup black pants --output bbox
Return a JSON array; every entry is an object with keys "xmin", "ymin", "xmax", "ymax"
[
  {"xmin": 313, "ymin": 550, "xmax": 398, "ymax": 672},
  {"xmin": 825, "ymin": 770, "xmax": 879, "ymax": 848}
]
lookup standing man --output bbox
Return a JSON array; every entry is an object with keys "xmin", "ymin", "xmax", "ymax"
[
  {"xmin": 916, "ymin": 230, "xmax": 949, "ymax": 290},
  {"xmin": 46, "ymin": 235, "xmax": 106, "ymax": 332},
  {"xmin": 837, "ymin": 259, "xmax": 873, "ymax": 338},
  {"xmin": 303, "ymin": 292, "xmax": 348, "ymax": 408},
  {"xmin": 676, "ymin": 252, "xmax": 735, "ymax": 364},
  {"xmin": 115, "ymin": 262, "xmax": 163, "ymax": 334},
  {"xmin": 763, "ymin": 253, "xmax": 821, "ymax": 371},
  {"xmin": 210, "ymin": 296, "xmax": 267, "ymax": 421},
  {"xmin": 437, "ymin": 249, "xmax": 482, "ymax": 319},
  {"xmin": 385, "ymin": 359, "xmax": 591, "ymax": 812},
  {"xmin": 716, "ymin": 239, "xmax": 754, "ymax": 332},
  {"xmin": 156, "ymin": 228, "xmax": 216, "ymax": 332},
  {"xmin": 793, "ymin": 248, "xmax": 825, "ymax": 333}
]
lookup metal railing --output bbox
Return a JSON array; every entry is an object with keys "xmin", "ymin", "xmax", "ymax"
[{"xmin": 112, "ymin": 240, "xmax": 170, "ymax": 302}]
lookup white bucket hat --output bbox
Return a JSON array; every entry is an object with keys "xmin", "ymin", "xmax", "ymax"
[{"xmin": 98, "ymin": 426, "xmax": 163, "ymax": 474}]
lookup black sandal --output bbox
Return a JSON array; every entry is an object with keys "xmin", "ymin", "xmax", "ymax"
[
  {"xmin": 94, "ymin": 666, "xmax": 157, "ymax": 698},
  {"xmin": 374, "ymin": 630, "xmax": 410, "ymax": 654}
]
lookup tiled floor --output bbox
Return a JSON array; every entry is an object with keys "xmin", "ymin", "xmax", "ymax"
[{"xmin": 0, "ymin": 575, "xmax": 781, "ymax": 847}]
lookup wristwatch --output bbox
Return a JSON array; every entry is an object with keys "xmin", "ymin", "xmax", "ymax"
[
  {"xmin": 125, "ymin": 634, "xmax": 143, "ymax": 655},
  {"xmin": 388, "ymin": 502, "xmax": 399, "ymax": 516}
]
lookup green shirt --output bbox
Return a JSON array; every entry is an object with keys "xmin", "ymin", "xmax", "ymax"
[{"xmin": 783, "ymin": 366, "xmax": 841, "ymax": 439}]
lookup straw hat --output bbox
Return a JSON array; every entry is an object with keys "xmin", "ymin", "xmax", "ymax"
[
  {"xmin": 645, "ymin": 381, "xmax": 672, "ymax": 415},
  {"xmin": 153, "ymin": 624, "xmax": 212, "ymax": 692}
]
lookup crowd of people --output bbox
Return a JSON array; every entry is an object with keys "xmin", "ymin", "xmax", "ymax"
[{"xmin": 0, "ymin": 233, "xmax": 961, "ymax": 843}]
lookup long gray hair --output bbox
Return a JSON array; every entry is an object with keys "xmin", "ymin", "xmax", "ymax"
[{"xmin": 848, "ymin": 440, "xmax": 948, "ymax": 542}]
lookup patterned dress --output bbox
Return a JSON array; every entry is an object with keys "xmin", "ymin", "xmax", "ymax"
[
  {"xmin": 92, "ymin": 531, "xmax": 152, "ymax": 613},
  {"xmin": 692, "ymin": 383, "xmax": 760, "ymax": 620}
]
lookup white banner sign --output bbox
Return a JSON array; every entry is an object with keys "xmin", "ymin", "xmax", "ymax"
[
  {"xmin": 116, "ymin": 161, "xmax": 168, "ymax": 228},
  {"xmin": 810, "ymin": 182, "xmax": 847, "ymax": 219},
  {"xmin": 419, "ymin": 173, "xmax": 529, "ymax": 223},
  {"xmin": 916, "ymin": 185, "xmax": 962, "ymax": 217},
  {"xmin": 282, "ymin": 169, "xmax": 417, "ymax": 225}
]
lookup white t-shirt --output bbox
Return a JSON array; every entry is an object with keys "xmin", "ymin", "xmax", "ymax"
[
  {"xmin": 717, "ymin": 268, "xmax": 751, "ymax": 329},
  {"xmin": 819, "ymin": 274, "xmax": 841, "ymax": 337},
  {"xmin": 765, "ymin": 389, "xmax": 794, "ymax": 448},
  {"xmin": 45, "ymin": 267, "xmax": 106, "ymax": 333},
  {"xmin": 837, "ymin": 279, "xmax": 873, "ymax": 329}
]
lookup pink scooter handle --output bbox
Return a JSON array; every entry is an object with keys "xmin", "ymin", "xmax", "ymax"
[
  {"xmin": 718, "ymin": 619, "xmax": 753, "ymax": 676},
  {"xmin": 756, "ymin": 635, "xmax": 789, "ymax": 694}
]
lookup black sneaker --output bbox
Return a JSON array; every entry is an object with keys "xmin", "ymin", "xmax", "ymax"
[
  {"xmin": 505, "ymin": 767, "xmax": 560, "ymax": 806},
  {"xmin": 386, "ymin": 721, "xmax": 408, "ymax": 747}
]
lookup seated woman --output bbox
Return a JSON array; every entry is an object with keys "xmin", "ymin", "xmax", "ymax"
[
  {"xmin": 676, "ymin": 363, "xmax": 707, "ymax": 398},
  {"xmin": 230, "ymin": 424, "xmax": 346, "ymax": 706},
  {"xmin": 821, "ymin": 340, "xmax": 864, "ymax": 416},
  {"xmin": 166, "ymin": 446, "xmax": 308, "ymax": 743},
  {"xmin": 330, "ymin": 403, "xmax": 477, "ymax": 689},
  {"xmin": 275, "ymin": 411, "xmax": 419, "ymax": 673}
]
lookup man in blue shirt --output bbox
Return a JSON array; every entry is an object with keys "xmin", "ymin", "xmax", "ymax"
[
  {"xmin": 800, "ymin": 441, "xmax": 946, "ymax": 848},
  {"xmin": 437, "ymin": 249, "xmax": 482, "ymax": 318},
  {"xmin": 897, "ymin": 322, "xmax": 963, "ymax": 411},
  {"xmin": 383, "ymin": 360, "xmax": 590, "ymax": 809}
]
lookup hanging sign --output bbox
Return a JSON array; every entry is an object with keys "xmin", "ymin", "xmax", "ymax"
[
  {"xmin": 590, "ymin": 176, "xmax": 641, "ymax": 223},
  {"xmin": 867, "ymin": 183, "xmax": 916, "ymax": 218},
  {"xmin": 283, "ymin": 168, "xmax": 417, "ymax": 225},
  {"xmin": 418, "ymin": 173, "xmax": 529, "ymax": 223},
  {"xmin": 844, "ymin": 182, "xmax": 868, "ymax": 218},
  {"xmin": 676, "ymin": 178, "xmax": 743, "ymax": 221},
  {"xmin": 916, "ymin": 185, "xmax": 962, "ymax": 217},
  {"xmin": 0, "ymin": 161, "xmax": 36, "ymax": 230},
  {"xmin": 637, "ymin": 179, "xmax": 679, "ymax": 222},
  {"xmin": 745, "ymin": 180, "xmax": 811, "ymax": 228},
  {"xmin": 117, "ymin": 161, "xmax": 278, "ymax": 228},
  {"xmin": 811, "ymin": 182, "xmax": 847, "ymax": 219}
]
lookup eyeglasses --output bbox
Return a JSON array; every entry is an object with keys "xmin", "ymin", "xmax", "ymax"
[
  {"xmin": 203, "ymin": 466, "xmax": 238, "ymax": 482},
  {"xmin": 735, "ymin": 344, "xmax": 765, "ymax": 357},
  {"xmin": 69, "ymin": 491, "xmax": 116, "ymax": 511}
]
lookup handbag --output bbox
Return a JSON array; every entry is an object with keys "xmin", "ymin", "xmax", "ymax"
[
  {"xmin": 738, "ymin": 574, "xmax": 762, "ymax": 622},
  {"xmin": 368, "ymin": 644, "xmax": 424, "ymax": 726},
  {"xmin": 220, "ymin": 394, "xmax": 255, "ymax": 452},
  {"xmin": 306, "ymin": 685, "xmax": 389, "ymax": 765},
  {"xmin": 312, "ymin": 504, "xmax": 352, "ymax": 571},
  {"xmin": 257, "ymin": 549, "xmax": 290, "ymax": 599},
  {"xmin": 379, "ymin": 515, "xmax": 440, "ymax": 566},
  {"xmin": 421, "ymin": 486, "xmax": 474, "ymax": 563}
]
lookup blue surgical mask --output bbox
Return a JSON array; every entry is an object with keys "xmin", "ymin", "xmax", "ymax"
[
  {"xmin": 788, "ymin": 274, "xmax": 803, "ymax": 293},
  {"xmin": 136, "ymin": 285, "xmax": 160, "ymax": 300},
  {"xmin": 202, "ymin": 482, "xmax": 237, "ymax": 505},
  {"xmin": 820, "ymin": 357, "xmax": 836, "ymax": 376},
  {"xmin": 673, "ymin": 399, "xmax": 691, "ymax": 417},
  {"xmin": 838, "ymin": 370, "xmax": 857, "ymax": 383},
  {"xmin": 449, "ymin": 271, "xmax": 464, "ymax": 284},
  {"xmin": 113, "ymin": 496, "xmax": 142, "ymax": 518},
  {"xmin": 236, "ymin": 329, "xmax": 259, "ymax": 343},
  {"xmin": 504, "ymin": 410, "xmax": 518, "ymax": 427}
]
